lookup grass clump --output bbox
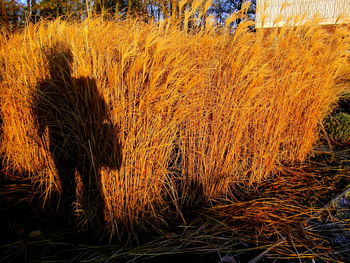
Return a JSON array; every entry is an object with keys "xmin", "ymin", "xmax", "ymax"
[{"xmin": 0, "ymin": 11, "xmax": 349, "ymax": 242}]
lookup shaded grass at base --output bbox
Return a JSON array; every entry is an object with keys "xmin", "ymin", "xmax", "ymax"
[{"xmin": 1, "ymin": 145, "xmax": 350, "ymax": 262}]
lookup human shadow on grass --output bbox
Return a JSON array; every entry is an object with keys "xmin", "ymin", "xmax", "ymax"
[{"xmin": 33, "ymin": 44, "xmax": 122, "ymax": 238}]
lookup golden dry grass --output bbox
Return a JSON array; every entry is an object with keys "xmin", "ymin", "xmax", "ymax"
[{"xmin": 0, "ymin": 12, "xmax": 349, "ymax": 239}]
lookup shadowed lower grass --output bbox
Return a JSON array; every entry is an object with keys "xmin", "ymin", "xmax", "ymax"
[
  {"xmin": 1, "ymin": 147, "xmax": 349, "ymax": 262},
  {"xmin": 0, "ymin": 12, "xmax": 349, "ymax": 242}
]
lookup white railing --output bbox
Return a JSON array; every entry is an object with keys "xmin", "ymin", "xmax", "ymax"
[{"xmin": 256, "ymin": 0, "xmax": 350, "ymax": 28}]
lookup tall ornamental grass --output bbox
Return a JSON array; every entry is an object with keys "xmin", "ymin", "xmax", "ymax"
[{"xmin": 0, "ymin": 12, "xmax": 349, "ymax": 237}]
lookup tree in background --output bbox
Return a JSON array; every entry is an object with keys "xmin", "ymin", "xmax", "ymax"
[
  {"xmin": 0, "ymin": 0, "xmax": 256, "ymax": 27},
  {"xmin": 210, "ymin": 0, "xmax": 256, "ymax": 24},
  {"xmin": 36, "ymin": 0, "xmax": 84, "ymax": 19},
  {"xmin": 0, "ymin": 0, "xmax": 23, "ymax": 28},
  {"xmin": 93, "ymin": 0, "xmax": 126, "ymax": 15}
]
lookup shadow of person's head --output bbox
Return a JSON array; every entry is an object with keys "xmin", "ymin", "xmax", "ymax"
[{"xmin": 44, "ymin": 43, "xmax": 73, "ymax": 82}]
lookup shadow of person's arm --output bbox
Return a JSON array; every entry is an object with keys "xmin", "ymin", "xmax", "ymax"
[
  {"xmin": 32, "ymin": 81, "xmax": 50, "ymax": 139},
  {"xmin": 73, "ymin": 76, "xmax": 123, "ymax": 171},
  {"xmin": 102, "ymin": 122, "xmax": 123, "ymax": 170}
]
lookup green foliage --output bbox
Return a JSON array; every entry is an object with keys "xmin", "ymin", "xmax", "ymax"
[{"xmin": 326, "ymin": 112, "xmax": 350, "ymax": 144}]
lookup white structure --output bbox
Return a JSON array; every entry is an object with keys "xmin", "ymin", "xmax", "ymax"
[{"xmin": 256, "ymin": 0, "xmax": 350, "ymax": 28}]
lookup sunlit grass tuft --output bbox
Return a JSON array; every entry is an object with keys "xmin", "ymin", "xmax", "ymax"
[{"xmin": 0, "ymin": 14, "xmax": 349, "ymax": 239}]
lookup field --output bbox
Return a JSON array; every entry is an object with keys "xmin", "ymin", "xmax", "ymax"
[{"xmin": 1, "ymin": 6, "xmax": 350, "ymax": 262}]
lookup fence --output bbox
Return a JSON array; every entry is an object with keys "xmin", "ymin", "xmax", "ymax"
[{"xmin": 256, "ymin": 0, "xmax": 350, "ymax": 28}]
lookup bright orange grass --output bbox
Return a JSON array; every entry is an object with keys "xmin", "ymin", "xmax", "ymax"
[{"xmin": 0, "ymin": 13, "xmax": 349, "ymax": 238}]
